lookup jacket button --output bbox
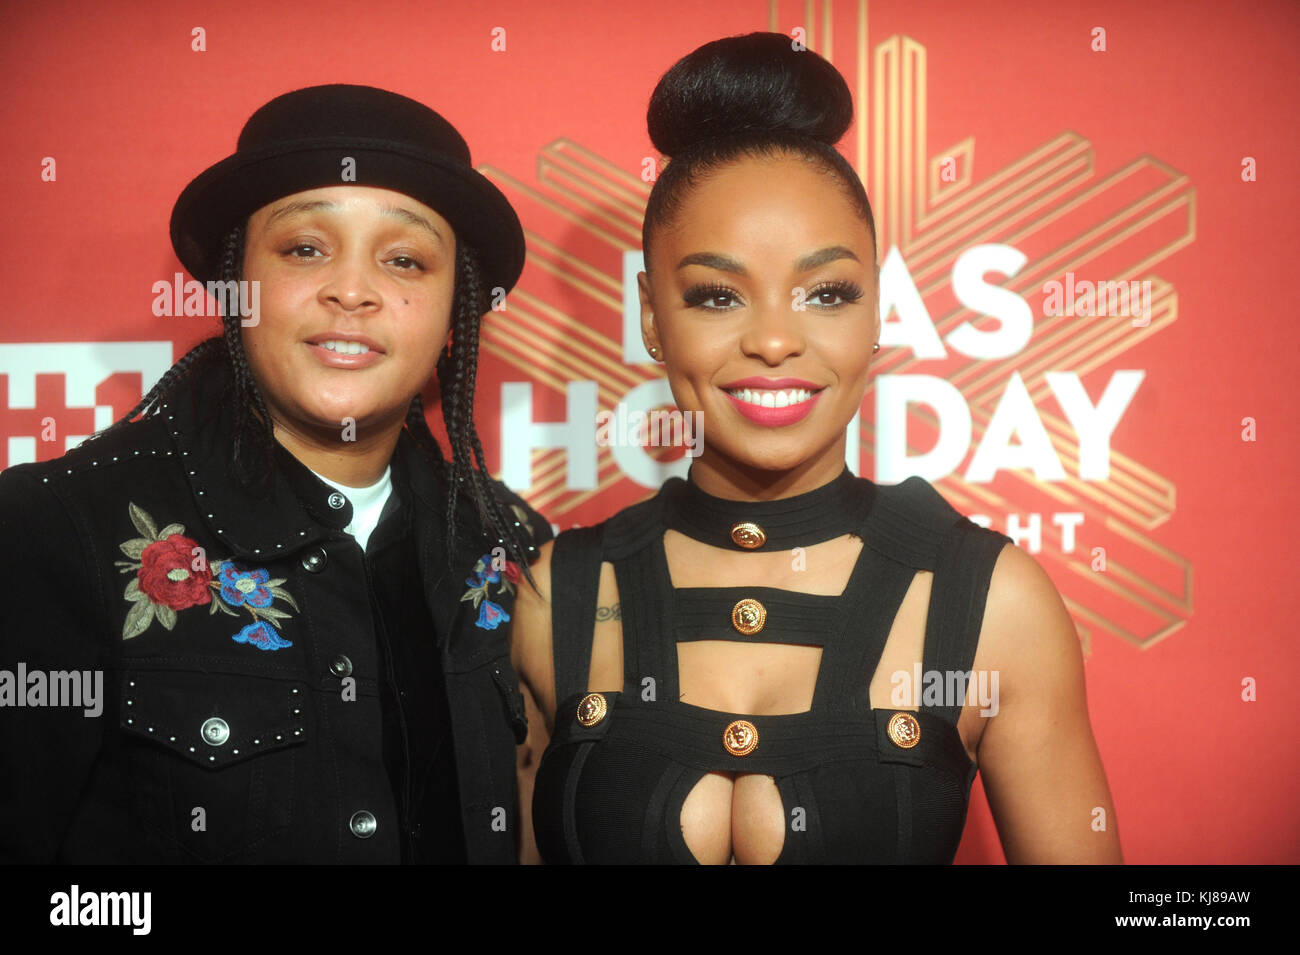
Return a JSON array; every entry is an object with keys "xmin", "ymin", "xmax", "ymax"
[
  {"xmin": 327, "ymin": 491, "xmax": 347, "ymax": 510},
  {"xmin": 329, "ymin": 655, "xmax": 353, "ymax": 678},
  {"xmin": 349, "ymin": 810, "xmax": 377, "ymax": 839},
  {"xmin": 201, "ymin": 717, "xmax": 230, "ymax": 747},
  {"xmin": 301, "ymin": 547, "xmax": 328, "ymax": 573}
]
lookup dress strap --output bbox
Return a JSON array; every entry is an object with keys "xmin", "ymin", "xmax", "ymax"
[
  {"xmin": 814, "ymin": 543, "xmax": 919, "ymax": 713},
  {"xmin": 860, "ymin": 476, "xmax": 967, "ymax": 570},
  {"xmin": 921, "ymin": 521, "xmax": 1012, "ymax": 726},
  {"xmin": 603, "ymin": 492, "xmax": 678, "ymax": 702},
  {"xmin": 549, "ymin": 525, "xmax": 606, "ymax": 705},
  {"xmin": 613, "ymin": 536, "xmax": 677, "ymax": 703}
]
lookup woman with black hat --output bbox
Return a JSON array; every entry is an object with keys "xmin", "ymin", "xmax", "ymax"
[
  {"xmin": 512, "ymin": 34, "xmax": 1122, "ymax": 864},
  {"xmin": 0, "ymin": 84, "xmax": 550, "ymax": 863}
]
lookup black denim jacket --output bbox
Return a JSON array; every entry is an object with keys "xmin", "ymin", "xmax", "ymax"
[{"xmin": 0, "ymin": 360, "xmax": 550, "ymax": 863}]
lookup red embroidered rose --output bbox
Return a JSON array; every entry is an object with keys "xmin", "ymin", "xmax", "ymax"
[
  {"xmin": 137, "ymin": 534, "xmax": 212, "ymax": 610},
  {"xmin": 503, "ymin": 561, "xmax": 521, "ymax": 585}
]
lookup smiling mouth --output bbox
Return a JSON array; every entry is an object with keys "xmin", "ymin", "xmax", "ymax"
[
  {"xmin": 724, "ymin": 387, "xmax": 822, "ymax": 408},
  {"xmin": 315, "ymin": 339, "xmax": 374, "ymax": 355}
]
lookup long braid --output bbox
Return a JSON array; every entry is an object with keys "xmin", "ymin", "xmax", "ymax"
[
  {"xmin": 93, "ymin": 225, "xmax": 275, "ymax": 490},
  {"xmin": 89, "ymin": 336, "xmax": 224, "ymax": 441},
  {"xmin": 215, "ymin": 225, "xmax": 277, "ymax": 491},
  {"xmin": 87, "ymin": 232, "xmax": 243, "ymax": 440},
  {"xmin": 403, "ymin": 391, "xmax": 445, "ymax": 466},
  {"xmin": 435, "ymin": 244, "xmax": 538, "ymax": 588}
]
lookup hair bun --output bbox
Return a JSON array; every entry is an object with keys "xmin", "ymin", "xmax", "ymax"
[{"xmin": 647, "ymin": 32, "xmax": 853, "ymax": 157}]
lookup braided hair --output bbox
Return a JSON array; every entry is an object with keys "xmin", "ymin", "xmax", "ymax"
[
  {"xmin": 433, "ymin": 243, "xmax": 537, "ymax": 581},
  {"xmin": 93, "ymin": 224, "xmax": 537, "ymax": 586}
]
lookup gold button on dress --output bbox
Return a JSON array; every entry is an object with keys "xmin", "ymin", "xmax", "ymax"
[
  {"xmin": 722, "ymin": 719, "xmax": 759, "ymax": 756},
  {"xmin": 731, "ymin": 598, "xmax": 767, "ymax": 635},
  {"xmin": 577, "ymin": 692, "xmax": 608, "ymax": 726},
  {"xmin": 730, "ymin": 521, "xmax": 766, "ymax": 549},
  {"xmin": 887, "ymin": 712, "xmax": 922, "ymax": 749}
]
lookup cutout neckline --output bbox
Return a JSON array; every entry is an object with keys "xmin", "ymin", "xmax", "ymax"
[{"xmin": 662, "ymin": 466, "xmax": 873, "ymax": 550}]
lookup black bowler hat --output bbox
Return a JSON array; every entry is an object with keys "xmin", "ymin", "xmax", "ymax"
[{"xmin": 169, "ymin": 83, "xmax": 526, "ymax": 293}]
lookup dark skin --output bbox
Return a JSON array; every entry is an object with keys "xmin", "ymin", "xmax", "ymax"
[
  {"xmin": 512, "ymin": 153, "xmax": 1123, "ymax": 864},
  {"xmin": 240, "ymin": 185, "xmax": 456, "ymax": 488}
]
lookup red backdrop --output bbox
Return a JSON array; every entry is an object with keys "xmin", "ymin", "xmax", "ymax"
[{"xmin": 2, "ymin": 0, "xmax": 1296, "ymax": 863}]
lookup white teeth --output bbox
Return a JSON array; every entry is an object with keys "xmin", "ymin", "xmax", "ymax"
[
  {"xmin": 726, "ymin": 388, "xmax": 815, "ymax": 407},
  {"xmin": 319, "ymin": 340, "xmax": 371, "ymax": 355}
]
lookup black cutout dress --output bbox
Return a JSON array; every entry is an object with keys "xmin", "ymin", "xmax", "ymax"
[{"xmin": 532, "ymin": 467, "xmax": 1012, "ymax": 863}]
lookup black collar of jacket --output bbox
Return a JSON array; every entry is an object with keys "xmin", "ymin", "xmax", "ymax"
[{"xmin": 161, "ymin": 358, "xmax": 450, "ymax": 566}]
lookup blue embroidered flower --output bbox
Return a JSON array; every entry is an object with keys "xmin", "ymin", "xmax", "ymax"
[
  {"xmin": 465, "ymin": 557, "xmax": 501, "ymax": 588},
  {"xmin": 233, "ymin": 621, "xmax": 293, "ymax": 651},
  {"xmin": 115, "ymin": 503, "xmax": 301, "ymax": 647},
  {"xmin": 219, "ymin": 563, "xmax": 274, "ymax": 608},
  {"xmin": 476, "ymin": 600, "xmax": 509, "ymax": 631},
  {"xmin": 461, "ymin": 551, "xmax": 518, "ymax": 631}
]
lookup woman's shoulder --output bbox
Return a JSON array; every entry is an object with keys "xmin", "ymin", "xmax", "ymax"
[
  {"xmin": 484, "ymin": 476, "xmax": 554, "ymax": 551},
  {"xmin": 549, "ymin": 480, "xmax": 669, "ymax": 558},
  {"xmin": 0, "ymin": 413, "xmax": 173, "ymax": 507},
  {"xmin": 870, "ymin": 473, "xmax": 963, "ymax": 525},
  {"xmin": 0, "ymin": 357, "xmax": 226, "ymax": 501},
  {"xmin": 404, "ymin": 444, "xmax": 554, "ymax": 568},
  {"xmin": 867, "ymin": 473, "xmax": 1013, "ymax": 566}
]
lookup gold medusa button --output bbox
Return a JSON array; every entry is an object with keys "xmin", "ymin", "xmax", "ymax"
[
  {"xmin": 576, "ymin": 692, "xmax": 608, "ymax": 726},
  {"xmin": 723, "ymin": 719, "xmax": 759, "ymax": 756},
  {"xmin": 730, "ymin": 521, "xmax": 766, "ymax": 549},
  {"xmin": 731, "ymin": 598, "xmax": 767, "ymax": 635},
  {"xmin": 887, "ymin": 712, "xmax": 922, "ymax": 749}
]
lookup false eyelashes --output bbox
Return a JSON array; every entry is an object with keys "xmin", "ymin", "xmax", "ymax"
[{"xmin": 682, "ymin": 279, "xmax": 864, "ymax": 311}]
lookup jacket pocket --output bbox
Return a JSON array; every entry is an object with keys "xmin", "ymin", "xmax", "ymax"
[{"xmin": 120, "ymin": 667, "xmax": 308, "ymax": 862}]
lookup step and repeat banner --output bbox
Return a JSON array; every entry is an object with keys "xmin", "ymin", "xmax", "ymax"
[{"xmin": 2, "ymin": 0, "xmax": 1296, "ymax": 863}]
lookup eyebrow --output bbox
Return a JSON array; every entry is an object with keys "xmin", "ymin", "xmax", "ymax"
[
  {"xmin": 676, "ymin": 251, "xmax": 745, "ymax": 273},
  {"xmin": 796, "ymin": 245, "xmax": 859, "ymax": 271},
  {"xmin": 263, "ymin": 199, "xmax": 446, "ymax": 244},
  {"xmin": 675, "ymin": 245, "xmax": 860, "ymax": 274}
]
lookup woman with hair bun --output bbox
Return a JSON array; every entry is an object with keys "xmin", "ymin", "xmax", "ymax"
[{"xmin": 512, "ymin": 33, "xmax": 1122, "ymax": 864}]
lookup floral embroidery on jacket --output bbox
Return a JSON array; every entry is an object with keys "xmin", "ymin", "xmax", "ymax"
[
  {"xmin": 233, "ymin": 621, "xmax": 293, "ymax": 651},
  {"xmin": 114, "ymin": 502, "xmax": 300, "ymax": 649},
  {"xmin": 460, "ymin": 551, "xmax": 521, "ymax": 631}
]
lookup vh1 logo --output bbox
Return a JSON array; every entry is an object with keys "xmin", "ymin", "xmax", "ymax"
[{"xmin": 0, "ymin": 343, "xmax": 172, "ymax": 469}]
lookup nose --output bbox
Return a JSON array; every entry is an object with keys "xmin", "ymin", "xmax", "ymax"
[
  {"xmin": 738, "ymin": 293, "xmax": 806, "ymax": 365},
  {"xmin": 318, "ymin": 253, "xmax": 381, "ymax": 312}
]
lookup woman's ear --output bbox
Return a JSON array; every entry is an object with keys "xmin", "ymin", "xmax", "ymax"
[{"xmin": 638, "ymin": 271, "xmax": 661, "ymax": 361}]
